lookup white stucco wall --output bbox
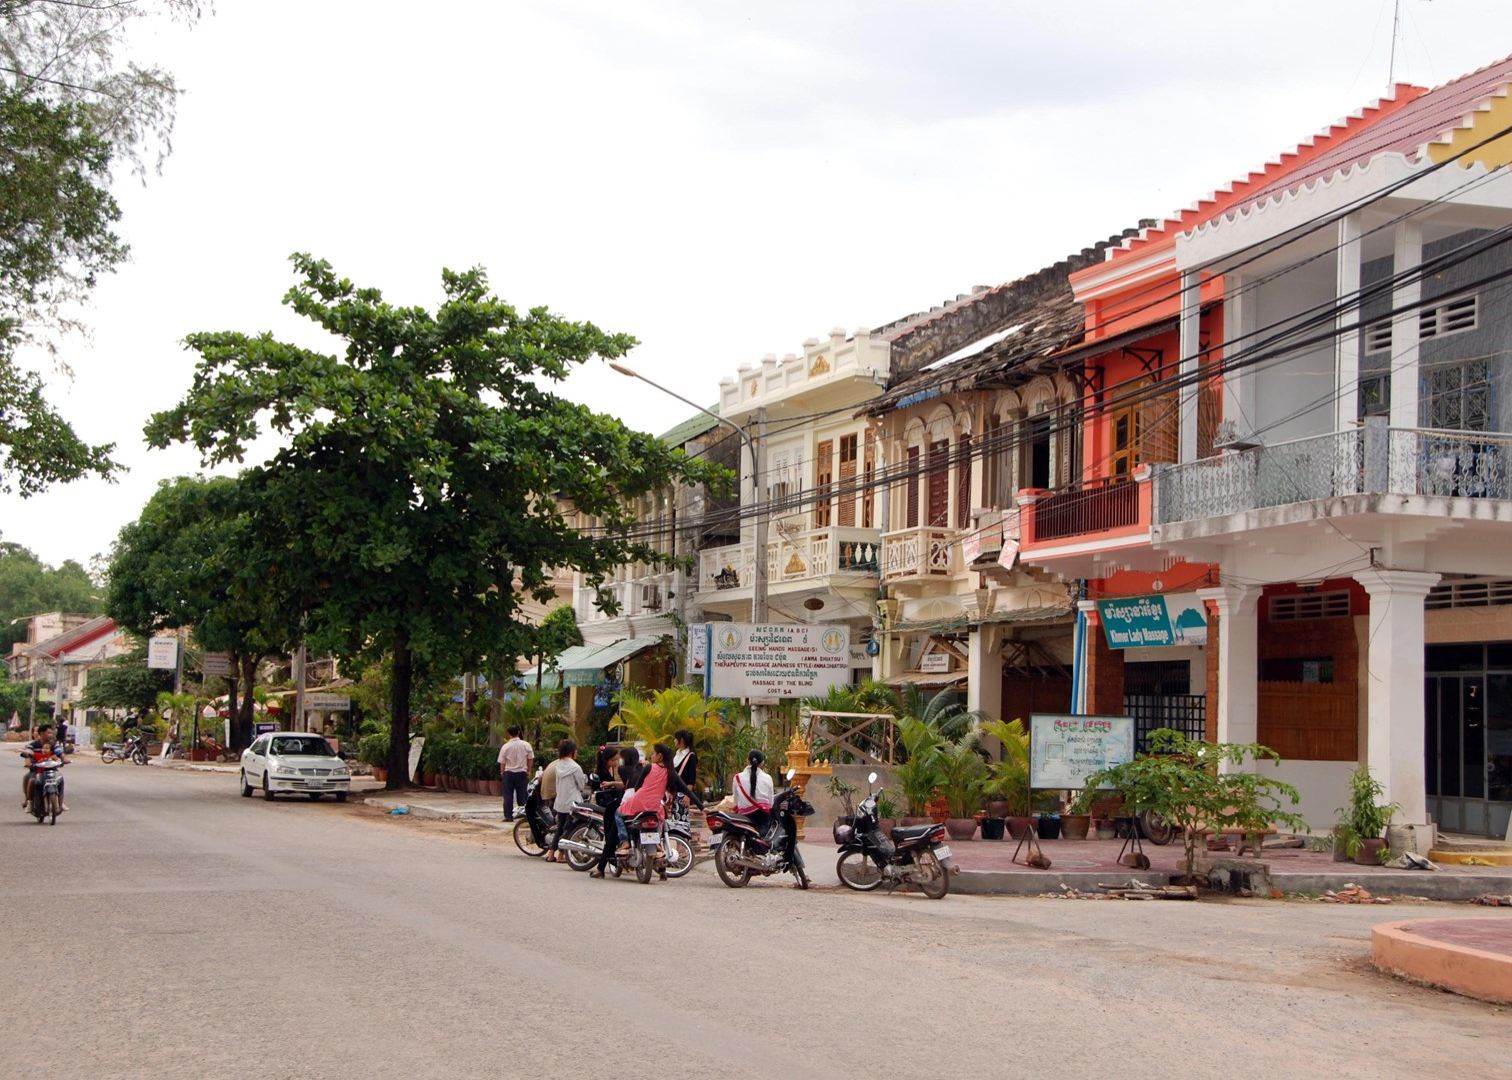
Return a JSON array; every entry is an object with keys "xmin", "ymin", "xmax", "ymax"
[
  {"xmin": 1257, "ymin": 758, "xmax": 1354, "ymax": 833},
  {"xmin": 1249, "ymin": 258, "xmax": 1338, "ymax": 444}
]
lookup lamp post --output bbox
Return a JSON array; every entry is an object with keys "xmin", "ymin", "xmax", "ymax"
[{"xmin": 608, "ymin": 363, "xmax": 770, "ymax": 724}]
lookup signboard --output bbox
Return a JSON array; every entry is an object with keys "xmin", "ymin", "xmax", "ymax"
[
  {"xmin": 305, "ymin": 693, "xmax": 351, "ymax": 711},
  {"xmin": 687, "ymin": 624, "xmax": 709, "ymax": 678},
  {"xmin": 998, "ymin": 506, "xmax": 1021, "ymax": 571},
  {"xmin": 918, "ymin": 651, "xmax": 951, "ymax": 673},
  {"xmin": 708, "ymin": 623, "xmax": 851, "ymax": 700},
  {"xmin": 254, "ymin": 721, "xmax": 280, "ymax": 737},
  {"xmin": 201, "ymin": 652, "xmax": 233, "ymax": 678},
  {"xmin": 147, "ymin": 636, "xmax": 179, "ymax": 670},
  {"xmin": 1096, "ymin": 592, "xmax": 1208, "ymax": 650},
  {"xmin": 407, "ymin": 736, "xmax": 425, "ymax": 784},
  {"xmin": 1030, "ymin": 714, "xmax": 1135, "ymax": 790}
]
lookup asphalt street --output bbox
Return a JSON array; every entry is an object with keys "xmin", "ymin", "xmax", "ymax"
[{"xmin": 2, "ymin": 754, "xmax": 1508, "ymax": 1080}]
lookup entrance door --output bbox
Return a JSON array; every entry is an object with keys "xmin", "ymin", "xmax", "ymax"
[{"xmin": 1426, "ymin": 643, "xmax": 1512, "ymax": 838}]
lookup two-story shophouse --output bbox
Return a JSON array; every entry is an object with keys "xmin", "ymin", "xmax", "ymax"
[{"xmin": 1019, "ymin": 56, "xmax": 1512, "ymax": 840}]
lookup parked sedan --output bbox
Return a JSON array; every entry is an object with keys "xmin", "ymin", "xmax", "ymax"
[{"xmin": 240, "ymin": 733, "xmax": 351, "ymax": 801}]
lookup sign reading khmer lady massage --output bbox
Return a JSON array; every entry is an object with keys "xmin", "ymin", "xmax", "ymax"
[
  {"xmin": 1095, "ymin": 592, "xmax": 1208, "ymax": 649},
  {"xmin": 707, "ymin": 623, "xmax": 851, "ymax": 699},
  {"xmin": 1030, "ymin": 714, "xmax": 1135, "ymax": 790}
]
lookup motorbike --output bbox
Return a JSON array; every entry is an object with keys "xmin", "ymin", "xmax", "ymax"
[
  {"xmin": 557, "ymin": 802, "xmax": 693, "ymax": 882},
  {"xmin": 833, "ymin": 771, "xmax": 954, "ymax": 899},
  {"xmin": 101, "ymin": 730, "xmax": 151, "ymax": 765},
  {"xmin": 512, "ymin": 772, "xmax": 560, "ymax": 857},
  {"xmin": 22, "ymin": 752, "xmax": 65, "ymax": 825},
  {"xmin": 707, "ymin": 768, "xmax": 815, "ymax": 890}
]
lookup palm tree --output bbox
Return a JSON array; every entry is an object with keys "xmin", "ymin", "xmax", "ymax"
[
  {"xmin": 497, "ymin": 687, "xmax": 570, "ymax": 753},
  {"xmin": 612, "ymin": 686, "xmax": 731, "ymax": 749}
]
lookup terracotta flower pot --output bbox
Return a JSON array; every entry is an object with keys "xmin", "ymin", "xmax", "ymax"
[
  {"xmin": 877, "ymin": 819, "xmax": 898, "ymax": 835},
  {"xmin": 1354, "ymin": 837, "xmax": 1387, "ymax": 866},
  {"xmin": 422, "ymin": 772, "xmax": 436, "ymax": 788},
  {"xmin": 988, "ymin": 800, "xmax": 1013, "ymax": 820},
  {"xmin": 1061, "ymin": 813, "xmax": 1091, "ymax": 840},
  {"xmin": 1006, "ymin": 816, "xmax": 1033, "ymax": 840},
  {"xmin": 372, "ymin": 766, "xmax": 387, "ymax": 783},
  {"xmin": 1093, "ymin": 818, "xmax": 1117, "ymax": 841},
  {"xmin": 946, "ymin": 818, "xmax": 978, "ymax": 841},
  {"xmin": 486, "ymin": 779, "xmax": 502, "ymax": 797},
  {"xmin": 901, "ymin": 816, "xmax": 933, "ymax": 827}
]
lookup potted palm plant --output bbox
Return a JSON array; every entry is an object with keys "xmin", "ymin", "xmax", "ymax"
[
  {"xmin": 938, "ymin": 730, "xmax": 988, "ymax": 841},
  {"xmin": 895, "ymin": 717, "xmax": 946, "ymax": 825},
  {"xmin": 981, "ymin": 719, "xmax": 1031, "ymax": 839},
  {"xmin": 1063, "ymin": 788, "xmax": 1094, "ymax": 840},
  {"xmin": 876, "ymin": 789, "xmax": 900, "ymax": 834}
]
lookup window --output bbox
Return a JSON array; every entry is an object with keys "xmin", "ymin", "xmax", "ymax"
[
  {"xmin": 1365, "ymin": 292, "xmax": 1479, "ymax": 353},
  {"xmin": 1424, "ymin": 358, "xmax": 1491, "ymax": 432},
  {"xmin": 861, "ymin": 440, "xmax": 875, "ymax": 529},
  {"xmin": 814, "ymin": 440, "xmax": 833, "ymax": 528},
  {"xmin": 1267, "ymin": 591, "xmax": 1351, "ymax": 620},
  {"xmin": 905, "ymin": 446, "xmax": 920, "ymax": 528},
  {"xmin": 926, "ymin": 440, "xmax": 950, "ymax": 527},
  {"xmin": 837, "ymin": 434, "xmax": 858, "ymax": 527},
  {"xmin": 955, "ymin": 432, "xmax": 972, "ymax": 529},
  {"xmin": 1021, "ymin": 414, "xmax": 1051, "ymax": 489},
  {"xmin": 1358, "ymin": 374, "xmax": 1390, "ymax": 418},
  {"xmin": 1259, "ymin": 657, "xmax": 1335, "ymax": 684},
  {"xmin": 983, "ymin": 413, "xmax": 1013, "ymax": 509}
]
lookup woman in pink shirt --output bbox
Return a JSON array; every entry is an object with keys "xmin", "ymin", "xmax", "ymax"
[{"xmin": 615, "ymin": 743, "xmax": 703, "ymax": 853}]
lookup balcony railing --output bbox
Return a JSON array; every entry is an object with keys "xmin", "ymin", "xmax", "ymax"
[
  {"xmin": 881, "ymin": 527, "xmax": 958, "ymax": 581},
  {"xmin": 1155, "ymin": 419, "xmax": 1512, "ymax": 525},
  {"xmin": 698, "ymin": 526, "xmax": 880, "ymax": 594},
  {"xmin": 1024, "ymin": 477, "xmax": 1143, "ymax": 543}
]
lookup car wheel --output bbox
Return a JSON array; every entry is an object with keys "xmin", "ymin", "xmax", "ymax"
[
  {"xmin": 240, "ymin": 771, "xmax": 253, "ymax": 798},
  {"xmin": 262, "ymin": 774, "xmax": 275, "ymax": 801},
  {"xmin": 335, "ymin": 792, "xmax": 348, "ymax": 803},
  {"xmin": 307, "ymin": 793, "xmax": 322, "ymax": 800}
]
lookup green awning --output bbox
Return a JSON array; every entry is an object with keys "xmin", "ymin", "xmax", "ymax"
[
  {"xmin": 561, "ymin": 638, "xmax": 663, "ymax": 687},
  {"xmin": 519, "ymin": 643, "xmax": 603, "ymax": 682}
]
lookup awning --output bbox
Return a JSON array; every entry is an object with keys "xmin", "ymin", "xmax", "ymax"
[
  {"xmin": 885, "ymin": 670, "xmax": 969, "ymax": 689},
  {"xmin": 560, "ymin": 638, "xmax": 663, "ymax": 688},
  {"xmin": 518, "ymin": 643, "xmax": 602, "ymax": 682}
]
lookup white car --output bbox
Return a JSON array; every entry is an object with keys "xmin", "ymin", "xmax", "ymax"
[{"xmin": 240, "ymin": 733, "xmax": 351, "ymax": 801}]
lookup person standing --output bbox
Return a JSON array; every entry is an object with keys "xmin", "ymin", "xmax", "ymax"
[
  {"xmin": 549, "ymin": 738, "xmax": 588, "ymax": 863},
  {"xmin": 672, "ymin": 729, "xmax": 698, "ymax": 798},
  {"xmin": 497, "ymin": 725, "xmax": 532, "ymax": 822}
]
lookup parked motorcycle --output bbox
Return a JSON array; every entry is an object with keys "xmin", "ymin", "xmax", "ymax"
[
  {"xmin": 707, "ymin": 768, "xmax": 814, "ymax": 889},
  {"xmin": 558, "ymin": 804, "xmax": 691, "ymax": 882},
  {"xmin": 834, "ymin": 771, "xmax": 954, "ymax": 898},
  {"xmin": 101, "ymin": 730, "xmax": 150, "ymax": 765},
  {"xmin": 513, "ymin": 772, "xmax": 559, "ymax": 857},
  {"xmin": 22, "ymin": 752, "xmax": 65, "ymax": 825}
]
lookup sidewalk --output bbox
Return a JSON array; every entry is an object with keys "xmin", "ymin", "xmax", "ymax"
[{"xmin": 361, "ymin": 787, "xmax": 1512, "ymax": 899}]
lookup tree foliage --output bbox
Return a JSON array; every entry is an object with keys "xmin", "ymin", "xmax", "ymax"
[
  {"xmin": 1081, "ymin": 728, "xmax": 1309, "ymax": 877},
  {"xmin": 147, "ymin": 255, "xmax": 727, "ymax": 788},
  {"xmin": 0, "ymin": 536, "xmax": 101, "ymax": 652},
  {"xmin": 534, "ymin": 604, "xmax": 583, "ymax": 662},
  {"xmin": 613, "ymin": 685, "xmax": 731, "ymax": 749},
  {"xmin": 78, "ymin": 638, "xmax": 171, "ymax": 717}
]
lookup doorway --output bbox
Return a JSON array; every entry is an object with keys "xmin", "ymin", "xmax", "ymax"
[{"xmin": 1425, "ymin": 643, "xmax": 1512, "ymax": 838}]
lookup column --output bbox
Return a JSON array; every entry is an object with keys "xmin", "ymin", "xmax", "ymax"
[
  {"xmin": 1390, "ymin": 221, "xmax": 1422, "ymax": 430},
  {"xmin": 967, "ymin": 624, "xmax": 1003, "ymax": 721},
  {"xmin": 1078, "ymin": 601, "xmax": 1125, "ymax": 717},
  {"xmin": 1354, "ymin": 568, "xmax": 1439, "ymax": 825},
  {"xmin": 1334, "ymin": 213, "xmax": 1363, "ymax": 432},
  {"xmin": 1222, "ymin": 274, "xmax": 1257, "ymax": 435},
  {"xmin": 1196, "ymin": 584, "xmax": 1258, "ymax": 756},
  {"xmin": 1178, "ymin": 269, "xmax": 1201, "ymax": 464}
]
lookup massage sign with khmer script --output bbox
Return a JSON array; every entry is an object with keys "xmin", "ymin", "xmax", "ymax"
[{"xmin": 707, "ymin": 623, "xmax": 851, "ymax": 699}]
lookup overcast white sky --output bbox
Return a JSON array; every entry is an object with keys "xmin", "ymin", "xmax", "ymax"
[{"xmin": 3, "ymin": 0, "xmax": 1509, "ymax": 569}]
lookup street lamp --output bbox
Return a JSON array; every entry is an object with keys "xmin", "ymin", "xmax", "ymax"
[{"xmin": 608, "ymin": 362, "xmax": 768, "ymax": 625}]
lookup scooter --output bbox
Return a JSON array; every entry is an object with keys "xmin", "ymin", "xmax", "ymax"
[
  {"xmin": 557, "ymin": 798, "xmax": 694, "ymax": 880},
  {"xmin": 707, "ymin": 768, "xmax": 815, "ymax": 889},
  {"xmin": 22, "ymin": 753, "xmax": 65, "ymax": 825},
  {"xmin": 100, "ymin": 729, "xmax": 150, "ymax": 765},
  {"xmin": 512, "ymin": 771, "xmax": 559, "ymax": 857},
  {"xmin": 833, "ymin": 771, "xmax": 955, "ymax": 899}
]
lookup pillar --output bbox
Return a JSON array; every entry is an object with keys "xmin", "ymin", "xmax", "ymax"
[
  {"xmin": 1080, "ymin": 602, "xmax": 1125, "ymax": 717},
  {"xmin": 1390, "ymin": 220, "xmax": 1422, "ymax": 430},
  {"xmin": 968, "ymin": 624, "xmax": 1003, "ymax": 721},
  {"xmin": 1334, "ymin": 213, "xmax": 1363, "ymax": 432},
  {"xmin": 1178, "ymin": 269, "xmax": 1201, "ymax": 464},
  {"xmin": 1196, "ymin": 584, "xmax": 1258, "ymax": 757},
  {"xmin": 1354, "ymin": 568, "xmax": 1439, "ymax": 825}
]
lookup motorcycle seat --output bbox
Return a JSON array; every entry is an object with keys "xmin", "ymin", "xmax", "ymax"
[{"xmin": 890, "ymin": 824, "xmax": 937, "ymax": 842}]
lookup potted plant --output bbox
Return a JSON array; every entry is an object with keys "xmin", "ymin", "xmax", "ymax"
[
  {"xmin": 1063, "ymin": 789, "xmax": 1094, "ymax": 840},
  {"xmin": 981, "ymin": 719, "xmax": 1031, "ymax": 839},
  {"xmin": 828, "ymin": 773, "xmax": 859, "ymax": 832},
  {"xmin": 895, "ymin": 717, "xmax": 946, "ymax": 826},
  {"xmin": 1335, "ymin": 765, "xmax": 1398, "ymax": 866},
  {"xmin": 1033, "ymin": 790, "xmax": 1062, "ymax": 839},
  {"xmin": 876, "ymin": 790, "xmax": 900, "ymax": 834},
  {"xmin": 358, "ymin": 729, "xmax": 389, "ymax": 783},
  {"xmin": 938, "ymin": 730, "xmax": 988, "ymax": 841}
]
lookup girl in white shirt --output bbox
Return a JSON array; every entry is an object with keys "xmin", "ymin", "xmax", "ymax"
[{"xmin": 732, "ymin": 749, "xmax": 775, "ymax": 834}]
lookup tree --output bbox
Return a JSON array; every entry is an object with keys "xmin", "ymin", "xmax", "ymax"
[
  {"xmin": 613, "ymin": 685, "xmax": 731, "ymax": 748},
  {"xmin": 146, "ymin": 256, "xmax": 726, "ymax": 789},
  {"xmin": 0, "ymin": 537, "xmax": 101, "ymax": 652},
  {"xmin": 0, "ymin": 1, "xmax": 203, "ymax": 493},
  {"xmin": 78, "ymin": 639, "xmax": 171, "ymax": 719},
  {"xmin": 1081, "ymin": 729, "xmax": 1309, "ymax": 878},
  {"xmin": 105, "ymin": 475, "xmax": 296, "ymax": 748},
  {"xmin": 0, "ymin": 666, "xmax": 34, "ymax": 725}
]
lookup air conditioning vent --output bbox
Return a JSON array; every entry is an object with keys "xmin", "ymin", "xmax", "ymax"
[
  {"xmin": 1427, "ymin": 577, "xmax": 1512, "ymax": 610},
  {"xmin": 1268, "ymin": 591, "xmax": 1351, "ymax": 621}
]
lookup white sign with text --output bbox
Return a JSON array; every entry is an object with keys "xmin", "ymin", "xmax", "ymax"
[{"xmin": 708, "ymin": 623, "xmax": 851, "ymax": 700}]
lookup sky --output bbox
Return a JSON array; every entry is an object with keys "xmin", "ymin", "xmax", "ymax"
[{"xmin": 4, "ymin": 0, "xmax": 1510, "ymax": 569}]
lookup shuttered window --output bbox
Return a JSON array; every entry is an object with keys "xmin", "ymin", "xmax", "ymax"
[
  {"xmin": 862, "ymin": 439, "xmax": 875, "ymax": 529},
  {"xmin": 955, "ymin": 432, "xmax": 972, "ymax": 529},
  {"xmin": 814, "ymin": 439, "xmax": 833, "ymax": 528},
  {"xmin": 927, "ymin": 440, "xmax": 949, "ymax": 527},
  {"xmin": 837, "ymin": 434, "xmax": 858, "ymax": 527},
  {"xmin": 906, "ymin": 446, "xmax": 920, "ymax": 528}
]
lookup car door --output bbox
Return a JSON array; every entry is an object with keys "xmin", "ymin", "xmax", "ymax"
[{"xmin": 246, "ymin": 736, "xmax": 268, "ymax": 784}]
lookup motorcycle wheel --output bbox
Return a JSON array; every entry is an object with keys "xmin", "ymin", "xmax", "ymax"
[
  {"xmin": 714, "ymin": 838, "xmax": 752, "ymax": 889},
  {"xmin": 564, "ymin": 824, "xmax": 599, "ymax": 872},
  {"xmin": 662, "ymin": 835, "xmax": 694, "ymax": 879},
  {"xmin": 836, "ymin": 851, "xmax": 883, "ymax": 891},
  {"xmin": 101, "ymin": 748, "xmax": 117, "ymax": 764},
  {"xmin": 47, "ymin": 792, "xmax": 60, "ymax": 824},
  {"xmin": 792, "ymin": 860, "xmax": 810, "ymax": 890},
  {"xmin": 1140, "ymin": 810, "xmax": 1175, "ymax": 846},
  {"xmin": 513, "ymin": 819, "xmax": 546, "ymax": 857},
  {"xmin": 132, "ymin": 749, "xmax": 148, "ymax": 765},
  {"xmin": 635, "ymin": 850, "xmax": 652, "ymax": 884},
  {"xmin": 916, "ymin": 850, "xmax": 949, "ymax": 900}
]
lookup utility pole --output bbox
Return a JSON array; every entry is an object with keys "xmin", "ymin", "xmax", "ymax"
[
  {"xmin": 293, "ymin": 642, "xmax": 307, "ymax": 733},
  {"xmin": 173, "ymin": 625, "xmax": 184, "ymax": 696},
  {"xmin": 1388, "ymin": 0, "xmax": 1402, "ymax": 85},
  {"xmin": 749, "ymin": 409, "xmax": 769, "ymax": 729}
]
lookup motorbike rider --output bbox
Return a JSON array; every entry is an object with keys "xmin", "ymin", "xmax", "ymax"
[
  {"xmin": 731, "ymin": 749, "xmax": 774, "ymax": 835},
  {"xmin": 615, "ymin": 743, "xmax": 703, "ymax": 854},
  {"xmin": 588, "ymin": 745, "xmax": 625, "ymax": 879},
  {"xmin": 21, "ymin": 722, "xmax": 68, "ymax": 812}
]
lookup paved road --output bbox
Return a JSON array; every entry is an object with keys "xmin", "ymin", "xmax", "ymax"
[{"xmin": 4, "ymin": 755, "xmax": 1508, "ymax": 1080}]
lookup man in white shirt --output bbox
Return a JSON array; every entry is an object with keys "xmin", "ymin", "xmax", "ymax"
[
  {"xmin": 497, "ymin": 725, "xmax": 533, "ymax": 822},
  {"xmin": 549, "ymin": 738, "xmax": 589, "ymax": 863}
]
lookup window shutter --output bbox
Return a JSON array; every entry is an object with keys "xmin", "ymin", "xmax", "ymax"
[
  {"xmin": 955, "ymin": 433, "xmax": 972, "ymax": 529},
  {"xmin": 927, "ymin": 440, "xmax": 949, "ymax": 527},
  {"xmin": 837, "ymin": 435, "xmax": 858, "ymax": 527},
  {"xmin": 906, "ymin": 446, "xmax": 920, "ymax": 528},
  {"xmin": 814, "ymin": 440, "xmax": 834, "ymax": 528}
]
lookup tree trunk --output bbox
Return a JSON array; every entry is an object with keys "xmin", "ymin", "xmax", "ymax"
[
  {"xmin": 226, "ymin": 651, "xmax": 241, "ymax": 748},
  {"xmin": 234, "ymin": 654, "xmax": 258, "ymax": 749},
  {"xmin": 387, "ymin": 633, "xmax": 412, "ymax": 790}
]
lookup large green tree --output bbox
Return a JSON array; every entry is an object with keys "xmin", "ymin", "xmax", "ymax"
[
  {"xmin": 78, "ymin": 638, "xmax": 172, "ymax": 719},
  {"xmin": 147, "ymin": 255, "xmax": 724, "ymax": 788},
  {"xmin": 0, "ymin": 537, "xmax": 101, "ymax": 652},
  {"xmin": 105, "ymin": 474, "xmax": 295, "ymax": 748},
  {"xmin": 0, "ymin": 1, "xmax": 202, "ymax": 493}
]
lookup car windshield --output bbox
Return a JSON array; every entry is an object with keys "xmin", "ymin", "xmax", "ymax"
[{"xmin": 269, "ymin": 737, "xmax": 334, "ymax": 757}]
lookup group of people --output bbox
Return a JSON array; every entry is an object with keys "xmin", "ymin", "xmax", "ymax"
[
  {"xmin": 501, "ymin": 725, "xmax": 777, "ymax": 878},
  {"xmin": 18, "ymin": 720, "xmax": 68, "ymax": 813}
]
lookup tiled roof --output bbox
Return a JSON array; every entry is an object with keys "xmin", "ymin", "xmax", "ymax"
[{"xmin": 658, "ymin": 408, "xmax": 720, "ymax": 448}]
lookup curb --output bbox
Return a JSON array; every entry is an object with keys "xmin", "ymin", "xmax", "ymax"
[{"xmin": 1372, "ymin": 918, "xmax": 1512, "ymax": 1004}]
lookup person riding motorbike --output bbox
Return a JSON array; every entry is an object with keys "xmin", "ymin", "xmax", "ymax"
[
  {"xmin": 615, "ymin": 743, "xmax": 703, "ymax": 855},
  {"xmin": 21, "ymin": 722, "xmax": 68, "ymax": 813},
  {"xmin": 731, "ymin": 749, "xmax": 774, "ymax": 835},
  {"xmin": 588, "ymin": 745, "xmax": 625, "ymax": 879}
]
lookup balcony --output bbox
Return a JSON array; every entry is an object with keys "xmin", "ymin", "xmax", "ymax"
[
  {"xmin": 1015, "ymin": 472, "xmax": 1159, "ymax": 577},
  {"xmin": 1154, "ymin": 421, "xmax": 1512, "ymax": 527},
  {"xmin": 696, "ymin": 526, "xmax": 880, "ymax": 598},
  {"xmin": 575, "ymin": 570, "xmax": 678, "ymax": 624},
  {"xmin": 881, "ymin": 527, "xmax": 959, "ymax": 582}
]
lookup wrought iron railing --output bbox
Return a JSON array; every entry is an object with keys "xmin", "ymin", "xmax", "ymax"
[
  {"xmin": 1029, "ymin": 477, "xmax": 1141, "ymax": 542},
  {"xmin": 1388, "ymin": 426, "xmax": 1512, "ymax": 500}
]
